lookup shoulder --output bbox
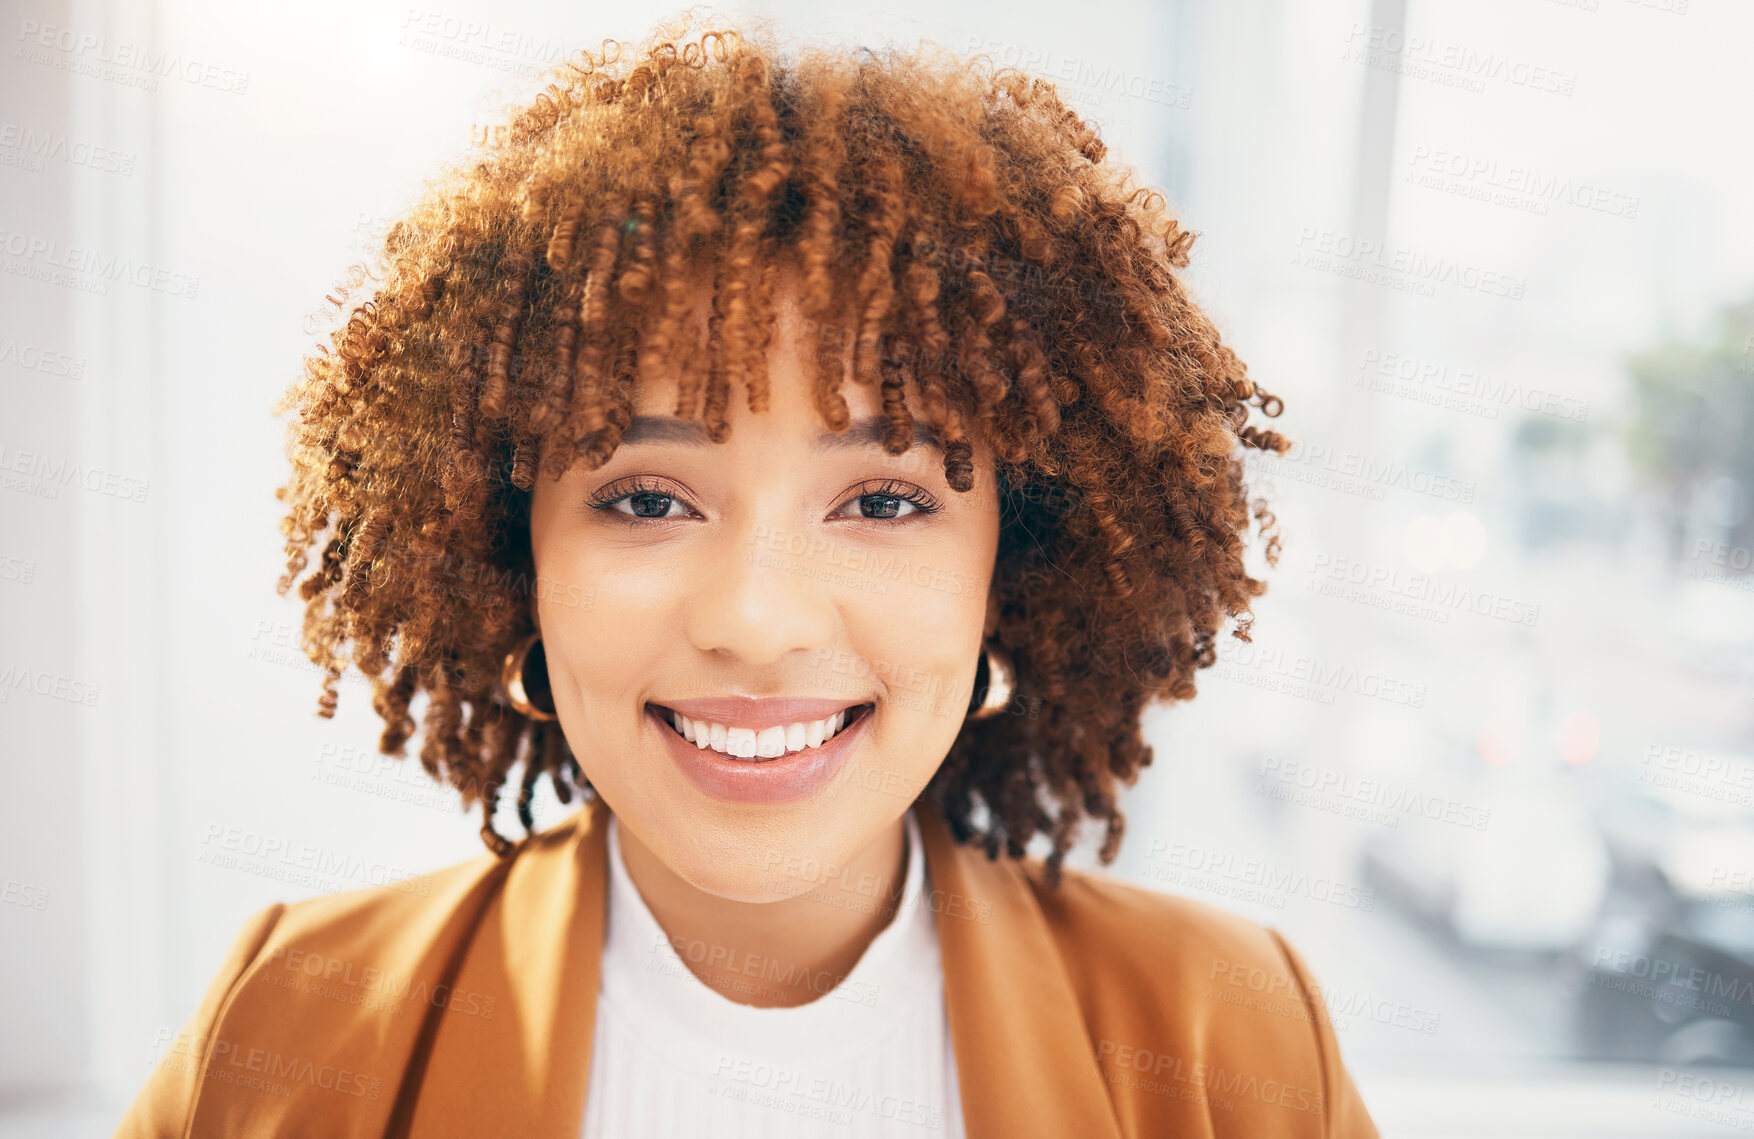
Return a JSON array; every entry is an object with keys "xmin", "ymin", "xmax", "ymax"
[
  {"xmin": 235, "ymin": 803, "xmax": 592, "ymax": 973},
  {"xmin": 114, "ymin": 812, "xmax": 588, "ymax": 1136},
  {"xmin": 222, "ymin": 808, "xmax": 600, "ymax": 1012},
  {"xmin": 1025, "ymin": 859, "xmax": 1298, "ymax": 990},
  {"xmin": 247, "ymin": 840, "xmax": 507, "ymax": 968},
  {"xmin": 1015, "ymin": 859, "xmax": 1381, "ymax": 1137},
  {"xmin": 1021, "ymin": 858, "xmax": 1319, "ymax": 1048}
]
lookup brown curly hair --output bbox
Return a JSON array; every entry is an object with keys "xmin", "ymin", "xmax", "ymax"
[{"xmin": 272, "ymin": 15, "xmax": 1289, "ymax": 883}]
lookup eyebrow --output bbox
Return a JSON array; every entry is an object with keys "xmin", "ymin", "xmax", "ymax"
[{"xmin": 614, "ymin": 414, "xmax": 945, "ymax": 453}]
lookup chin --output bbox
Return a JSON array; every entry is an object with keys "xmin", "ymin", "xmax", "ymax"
[
  {"xmin": 678, "ymin": 864, "xmax": 810, "ymax": 905},
  {"xmin": 651, "ymin": 789, "xmax": 897, "ymax": 905}
]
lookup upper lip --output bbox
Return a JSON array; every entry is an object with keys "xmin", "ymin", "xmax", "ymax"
[{"xmin": 649, "ymin": 696, "xmax": 873, "ymax": 729}]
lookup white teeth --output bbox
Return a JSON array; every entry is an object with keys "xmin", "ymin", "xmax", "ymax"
[{"xmin": 661, "ymin": 705, "xmax": 865, "ymax": 762}]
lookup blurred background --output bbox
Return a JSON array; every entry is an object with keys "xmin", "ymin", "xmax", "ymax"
[{"xmin": 4, "ymin": 0, "xmax": 1752, "ymax": 1134}]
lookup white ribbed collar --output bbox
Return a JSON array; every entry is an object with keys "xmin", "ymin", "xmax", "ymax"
[{"xmin": 598, "ymin": 809, "xmax": 942, "ymax": 1074}]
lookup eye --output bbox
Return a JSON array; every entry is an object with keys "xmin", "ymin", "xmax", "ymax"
[
  {"xmin": 587, "ymin": 476, "xmax": 698, "ymax": 522},
  {"xmin": 835, "ymin": 478, "xmax": 944, "ymax": 523},
  {"xmin": 623, "ymin": 491, "xmax": 685, "ymax": 519},
  {"xmin": 586, "ymin": 476, "xmax": 944, "ymax": 525}
]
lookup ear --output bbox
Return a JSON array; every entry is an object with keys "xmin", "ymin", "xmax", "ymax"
[{"xmin": 981, "ymin": 577, "xmax": 1001, "ymax": 640}]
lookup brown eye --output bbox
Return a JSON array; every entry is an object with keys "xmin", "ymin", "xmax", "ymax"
[
  {"xmin": 626, "ymin": 491, "xmax": 676, "ymax": 519},
  {"xmin": 859, "ymin": 494, "xmax": 906, "ymax": 520},
  {"xmin": 586, "ymin": 477, "xmax": 697, "ymax": 523},
  {"xmin": 833, "ymin": 479, "xmax": 942, "ymax": 523}
]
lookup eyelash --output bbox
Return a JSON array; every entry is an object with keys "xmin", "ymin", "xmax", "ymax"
[{"xmin": 586, "ymin": 476, "xmax": 944, "ymax": 525}]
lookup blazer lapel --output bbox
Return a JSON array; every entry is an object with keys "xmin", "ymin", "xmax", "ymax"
[
  {"xmin": 914, "ymin": 800, "xmax": 1126, "ymax": 1139},
  {"xmin": 403, "ymin": 795, "xmax": 609, "ymax": 1138},
  {"xmin": 400, "ymin": 795, "xmax": 1123, "ymax": 1139}
]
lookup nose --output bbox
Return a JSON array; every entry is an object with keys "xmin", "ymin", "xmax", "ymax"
[{"xmin": 682, "ymin": 512, "xmax": 840, "ymax": 667}]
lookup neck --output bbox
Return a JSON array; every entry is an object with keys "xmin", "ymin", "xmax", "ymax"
[{"xmin": 616, "ymin": 812, "xmax": 909, "ymax": 1009}]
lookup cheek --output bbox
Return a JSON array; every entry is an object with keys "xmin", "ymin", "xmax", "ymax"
[
  {"xmin": 536, "ymin": 549, "xmax": 679, "ymax": 713},
  {"xmin": 837, "ymin": 570, "xmax": 988, "ymax": 759}
]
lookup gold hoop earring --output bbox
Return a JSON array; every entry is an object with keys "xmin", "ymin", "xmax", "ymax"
[
  {"xmin": 966, "ymin": 639, "xmax": 1015, "ymax": 720},
  {"xmin": 502, "ymin": 632, "xmax": 559, "ymax": 722}
]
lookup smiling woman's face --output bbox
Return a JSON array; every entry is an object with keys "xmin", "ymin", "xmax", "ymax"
[{"xmin": 528, "ymin": 276, "xmax": 1001, "ymax": 902}]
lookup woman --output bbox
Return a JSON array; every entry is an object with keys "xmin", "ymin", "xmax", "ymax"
[{"xmin": 116, "ymin": 18, "xmax": 1378, "ymax": 1138}]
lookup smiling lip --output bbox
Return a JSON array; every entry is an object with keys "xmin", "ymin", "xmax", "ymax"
[
  {"xmin": 646, "ymin": 699, "xmax": 874, "ymax": 805},
  {"xmin": 653, "ymin": 695, "xmax": 864, "ymax": 728}
]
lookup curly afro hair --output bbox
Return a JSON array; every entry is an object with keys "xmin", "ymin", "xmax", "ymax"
[{"xmin": 272, "ymin": 15, "xmax": 1289, "ymax": 883}]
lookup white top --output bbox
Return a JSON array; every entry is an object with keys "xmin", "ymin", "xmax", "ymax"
[{"xmin": 581, "ymin": 810, "xmax": 967, "ymax": 1138}]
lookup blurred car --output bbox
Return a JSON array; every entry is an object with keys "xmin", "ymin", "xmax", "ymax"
[
  {"xmin": 1570, "ymin": 757, "xmax": 1754, "ymax": 1065},
  {"xmin": 1360, "ymin": 785, "xmax": 1612, "ymax": 953}
]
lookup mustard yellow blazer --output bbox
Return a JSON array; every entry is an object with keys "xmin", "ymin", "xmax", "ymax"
[{"xmin": 113, "ymin": 796, "xmax": 1380, "ymax": 1137}]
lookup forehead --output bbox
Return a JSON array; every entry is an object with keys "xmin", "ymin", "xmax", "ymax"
[
  {"xmin": 617, "ymin": 410, "xmax": 945, "ymax": 455},
  {"xmin": 623, "ymin": 271, "xmax": 940, "ymax": 452}
]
